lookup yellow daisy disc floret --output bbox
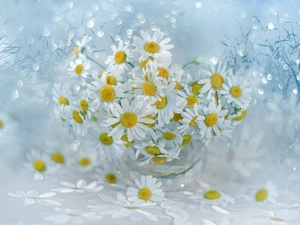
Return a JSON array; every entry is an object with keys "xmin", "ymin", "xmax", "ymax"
[
  {"xmin": 144, "ymin": 42, "xmax": 160, "ymax": 54},
  {"xmin": 204, "ymin": 190, "xmax": 221, "ymax": 200},
  {"xmin": 210, "ymin": 73, "xmax": 224, "ymax": 89},
  {"xmin": 114, "ymin": 51, "xmax": 127, "ymax": 64},
  {"xmin": 120, "ymin": 112, "xmax": 138, "ymax": 128},
  {"xmin": 138, "ymin": 187, "xmax": 152, "ymax": 201},
  {"xmin": 99, "ymin": 86, "xmax": 115, "ymax": 102},
  {"xmin": 204, "ymin": 114, "xmax": 218, "ymax": 127}
]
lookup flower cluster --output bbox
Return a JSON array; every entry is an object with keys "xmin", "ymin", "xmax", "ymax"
[{"xmin": 52, "ymin": 28, "xmax": 252, "ymax": 165}]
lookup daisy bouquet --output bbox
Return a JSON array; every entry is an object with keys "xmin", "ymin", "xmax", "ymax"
[{"xmin": 52, "ymin": 28, "xmax": 252, "ymax": 178}]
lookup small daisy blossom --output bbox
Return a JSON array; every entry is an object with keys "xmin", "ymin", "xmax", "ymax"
[
  {"xmin": 92, "ymin": 126, "xmax": 125, "ymax": 161},
  {"xmin": 74, "ymin": 90, "xmax": 97, "ymax": 119},
  {"xmin": 8, "ymin": 190, "xmax": 62, "ymax": 206},
  {"xmin": 220, "ymin": 75, "xmax": 252, "ymax": 109},
  {"xmin": 178, "ymin": 106, "xmax": 202, "ymax": 134},
  {"xmin": 264, "ymin": 209, "xmax": 299, "ymax": 224},
  {"xmin": 252, "ymin": 182, "xmax": 278, "ymax": 203},
  {"xmin": 133, "ymin": 28, "xmax": 174, "ymax": 61},
  {"xmin": 198, "ymin": 101, "xmax": 230, "ymax": 142},
  {"xmin": 188, "ymin": 189, "xmax": 235, "ymax": 207},
  {"xmin": 63, "ymin": 105, "xmax": 88, "ymax": 136},
  {"xmin": 44, "ymin": 207, "xmax": 102, "ymax": 224},
  {"xmin": 88, "ymin": 74, "xmax": 128, "ymax": 109},
  {"xmin": 68, "ymin": 55, "xmax": 91, "ymax": 79},
  {"xmin": 132, "ymin": 61, "xmax": 167, "ymax": 105},
  {"xmin": 105, "ymin": 40, "xmax": 133, "ymax": 73},
  {"xmin": 102, "ymin": 98, "xmax": 155, "ymax": 142},
  {"xmin": 52, "ymin": 83, "xmax": 72, "ymax": 106},
  {"xmin": 72, "ymin": 35, "xmax": 92, "ymax": 57},
  {"xmin": 157, "ymin": 128, "xmax": 183, "ymax": 149},
  {"xmin": 24, "ymin": 150, "xmax": 61, "ymax": 180},
  {"xmin": 52, "ymin": 179, "xmax": 103, "ymax": 193},
  {"xmin": 93, "ymin": 162, "xmax": 120, "ymax": 185},
  {"xmin": 126, "ymin": 175, "xmax": 164, "ymax": 203},
  {"xmin": 68, "ymin": 148, "xmax": 99, "ymax": 172},
  {"xmin": 199, "ymin": 61, "xmax": 231, "ymax": 99}
]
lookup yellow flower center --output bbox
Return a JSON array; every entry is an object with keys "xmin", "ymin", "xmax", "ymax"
[
  {"xmin": 145, "ymin": 146, "xmax": 161, "ymax": 155},
  {"xmin": 114, "ymin": 51, "xmax": 127, "ymax": 64},
  {"xmin": 106, "ymin": 75, "xmax": 117, "ymax": 85},
  {"xmin": 210, "ymin": 74, "xmax": 224, "ymax": 89},
  {"xmin": 79, "ymin": 99, "xmax": 89, "ymax": 111},
  {"xmin": 99, "ymin": 85, "xmax": 115, "ymax": 102},
  {"xmin": 33, "ymin": 160, "xmax": 46, "ymax": 173},
  {"xmin": 99, "ymin": 133, "xmax": 113, "ymax": 146},
  {"xmin": 142, "ymin": 81, "xmax": 157, "ymax": 96},
  {"xmin": 140, "ymin": 57, "xmax": 154, "ymax": 69},
  {"xmin": 72, "ymin": 46, "xmax": 79, "ymax": 56},
  {"xmin": 152, "ymin": 157, "xmax": 167, "ymax": 164},
  {"xmin": 74, "ymin": 64, "xmax": 84, "ymax": 75},
  {"xmin": 58, "ymin": 96, "xmax": 69, "ymax": 105},
  {"xmin": 230, "ymin": 86, "xmax": 242, "ymax": 98},
  {"xmin": 0, "ymin": 120, "xmax": 3, "ymax": 129},
  {"xmin": 204, "ymin": 190, "xmax": 221, "ymax": 200},
  {"xmin": 155, "ymin": 96, "xmax": 167, "ymax": 109},
  {"xmin": 138, "ymin": 187, "xmax": 152, "ymax": 201},
  {"xmin": 191, "ymin": 81, "xmax": 204, "ymax": 95},
  {"xmin": 174, "ymin": 81, "xmax": 181, "ymax": 90},
  {"xmin": 121, "ymin": 134, "xmax": 134, "ymax": 148},
  {"xmin": 163, "ymin": 131, "xmax": 176, "ymax": 141},
  {"xmin": 106, "ymin": 173, "xmax": 117, "ymax": 184},
  {"xmin": 172, "ymin": 113, "xmax": 183, "ymax": 122},
  {"xmin": 120, "ymin": 112, "xmax": 138, "ymax": 128},
  {"xmin": 233, "ymin": 110, "xmax": 247, "ymax": 121},
  {"xmin": 144, "ymin": 41, "xmax": 160, "ymax": 54},
  {"xmin": 256, "ymin": 188, "xmax": 268, "ymax": 201},
  {"xmin": 79, "ymin": 157, "xmax": 91, "ymax": 167},
  {"xmin": 180, "ymin": 134, "xmax": 192, "ymax": 147},
  {"xmin": 142, "ymin": 115, "xmax": 155, "ymax": 128},
  {"xmin": 72, "ymin": 110, "xmax": 84, "ymax": 124},
  {"xmin": 51, "ymin": 152, "xmax": 65, "ymax": 164},
  {"xmin": 204, "ymin": 114, "xmax": 218, "ymax": 127},
  {"xmin": 189, "ymin": 116, "xmax": 198, "ymax": 127},
  {"xmin": 157, "ymin": 67, "xmax": 169, "ymax": 79},
  {"xmin": 186, "ymin": 95, "xmax": 199, "ymax": 108}
]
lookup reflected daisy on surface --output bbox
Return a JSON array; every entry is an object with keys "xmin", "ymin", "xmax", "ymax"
[
  {"xmin": 253, "ymin": 182, "xmax": 278, "ymax": 203},
  {"xmin": 105, "ymin": 40, "xmax": 133, "ymax": 73},
  {"xmin": 8, "ymin": 190, "xmax": 62, "ymax": 206},
  {"xmin": 68, "ymin": 55, "xmax": 91, "ymax": 79},
  {"xmin": 199, "ymin": 61, "xmax": 231, "ymax": 99},
  {"xmin": 102, "ymin": 98, "xmax": 155, "ymax": 141},
  {"xmin": 126, "ymin": 175, "xmax": 164, "ymax": 203},
  {"xmin": 220, "ymin": 76, "xmax": 252, "ymax": 109},
  {"xmin": 52, "ymin": 179, "xmax": 103, "ymax": 193},
  {"xmin": 133, "ymin": 28, "xmax": 174, "ymax": 61},
  {"xmin": 24, "ymin": 150, "xmax": 61, "ymax": 180},
  {"xmin": 93, "ymin": 162, "xmax": 120, "ymax": 185}
]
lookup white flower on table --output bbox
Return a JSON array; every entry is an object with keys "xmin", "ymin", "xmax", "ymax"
[
  {"xmin": 88, "ymin": 192, "xmax": 166, "ymax": 221},
  {"xmin": 252, "ymin": 182, "xmax": 278, "ymax": 203},
  {"xmin": 161, "ymin": 200, "xmax": 194, "ymax": 225},
  {"xmin": 8, "ymin": 190, "xmax": 62, "ymax": 206},
  {"xmin": 126, "ymin": 175, "xmax": 165, "ymax": 203},
  {"xmin": 52, "ymin": 179, "xmax": 103, "ymax": 193},
  {"xmin": 44, "ymin": 207, "xmax": 102, "ymax": 224},
  {"xmin": 264, "ymin": 209, "xmax": 299, "ymax": 224}
]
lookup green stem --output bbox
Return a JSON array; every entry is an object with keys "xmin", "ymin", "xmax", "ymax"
[
  {"xmin": 86, "ymin": 56, "xmax": 105, "ymax": 70},
  {"xmin": 126, "ymin": 61, "xmax": 134, "ymax": 68}
]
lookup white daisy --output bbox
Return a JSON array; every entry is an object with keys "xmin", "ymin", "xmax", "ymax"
[
  {"xmin": 8, "ymin": 190, "xmax": 62, "ymax": 206},
  {"xmin": 93, "ymin": 162, "xmax": 120, "ymax": 185},
  {"xmin": 102, "ymin": 98, "xmax": 155, "ymax": 142},
  {"xmin": 72, "ymin": 35, "xmax": 92, "ymax": 57},
  {"xmin": 0, "ymin": 112, "xmax": 16, "ymax": 139},
  {"xmin": 87, "ymin": 74, "xmax": 128, "ymax": 109},
  {"xmin": 73, "ymin": 89, "xmax": 97, "ymax": 119},
  {"xmin": 52, "ymin": 179, "xmax": 103, "ymax": 193},
  {"xmin": 68, "ymin": 148, "xmax": 99, "ymax": 172},
  {"xmin": 155, "ymin": 61, "xmax": 183, "ymax": 82},
  {"xmin": 105, "ymin": 40, "xmax": 133, "ymax": 73},
  {"xmin": 252, "ymin": 182, "xmax": 278, "ymax": 203},
  {"xmin": 157, "ymin": 128, "xmax": 182, "ymax": 149},
  {"xmin": 91, "ymin": 126, "xmax": 125, "ymax": 161},
  {"xmin": 199, "ymin": 61, "xmax": 231, "ymax": 99},
  {"xmin": 68, "ymin": 55, "xmax": 91, "ymax": 79},
  {"xmin": 63, "ymin": 104, "xmax": 88, "ymax": 136},
  {"xmin": 44, "ymin": 207, "xmax": 102, "ymax": 224},
  {"xmin": 178, "ymin": 106, "xmax": 202, "ymax": 135},
  {"xmin": 133, "ymin": 28, "xmax": 174, "ymax": 61},
  {"xmin": 220, "ymin": 76, "xmax": 252, "ymax": 109},
  {"xmin": 178, "ymin": 83, "xmax": 207, "ymax": 109},
  {"xmin": 154, "ymin": 82, "xmax": 186, "ymax": 127},
  {"xmin": 188, "ymin": 189, "xmax": 235, "ymax": 207},
  {"xmin": 126, "ymin": 175, "xmax": 164, "ymax": 203},
  {"xmin": 264, "ymin": 209, "xmax": 299, "ymax": 224},
  {"xmin": 100, "ymin": 68, "xmax": 125, "ymax": 84},
  {"xmin": 132, "ymin": 61, "xmax": 167, "ymax": 105},
  {"xmin": 52, "ymin": 83, "xmax": 72, "ymax": 106},
  {"xmin": 198, "ymin": 101, "xmax": 230, "ymax": 144},
  {"xmin": 24, "ymin": 150, "xmax": 61, "ymax": 180}
]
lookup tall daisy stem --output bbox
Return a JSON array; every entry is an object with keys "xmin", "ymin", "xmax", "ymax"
[{"xmin": 86, "ymin": 56, "xmax": 105, "ymax": 69}]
